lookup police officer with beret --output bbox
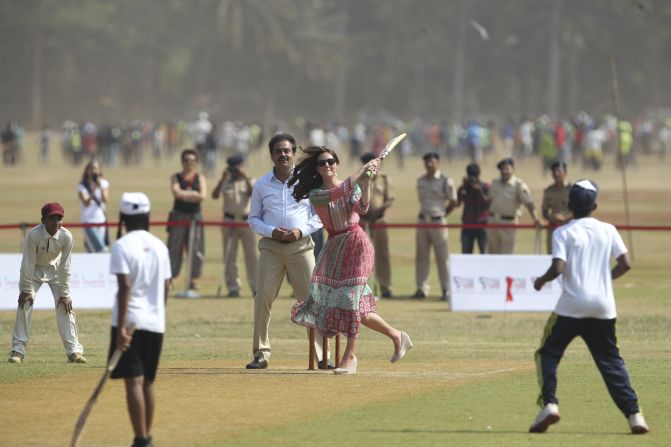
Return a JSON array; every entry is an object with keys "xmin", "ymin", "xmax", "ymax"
[
  {"xmin": 411, "ymin": 152, "xmax": 457, "ymax": 300},
  {"xmin": 541, "ymin": 161, "xmax": 572, "ymax": 254},
  {"xmin": 212, "ymin": 154, "xmax": 258, "ymax": 297},
  {"xmin": 488, "ymin": 158, "xmax": 542, "ymax": 254}
]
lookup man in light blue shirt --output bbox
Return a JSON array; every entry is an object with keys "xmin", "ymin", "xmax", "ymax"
[{"xmin": 246, "ymin": 133, "xmax": 325, "ymax": 369}]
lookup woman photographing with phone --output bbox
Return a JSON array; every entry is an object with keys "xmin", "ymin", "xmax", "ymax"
[
  {"xmin": 77, "ymin": 159, "xmax": 110, "ymax": 252},
  {"xmin": 289, "ymin": 146, "xmax": 413, "ymax": 374}
]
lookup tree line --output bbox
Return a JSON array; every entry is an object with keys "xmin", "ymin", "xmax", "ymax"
[{"xmin": 1, "ymin": 0, "xmax": 669, "ymax": 130}]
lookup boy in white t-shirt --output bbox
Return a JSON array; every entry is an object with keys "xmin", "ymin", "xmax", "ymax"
[
  {"xmin": 109, "ymin": 193, "xmax": 172, "ymax": 447},
  {"xmin": 530, "ymin": 180, "xmax": 649, "ymax": 435}
]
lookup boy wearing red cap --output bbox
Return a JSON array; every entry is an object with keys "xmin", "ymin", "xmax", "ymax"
[{"xmin": 7, "ymin": 202, "xmax": 86, "ymax": 363}]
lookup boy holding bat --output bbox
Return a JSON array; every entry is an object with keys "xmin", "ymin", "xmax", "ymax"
[{"xmin": 109, "ymin": 193, "xmax": 172, "ymax": 447}]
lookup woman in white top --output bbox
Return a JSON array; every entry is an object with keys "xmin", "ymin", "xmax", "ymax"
[{"xmin": 77, "ymin": 159, "xmax": 110, "ymax": 252}]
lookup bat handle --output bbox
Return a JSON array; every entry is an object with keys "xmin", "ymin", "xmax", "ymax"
[
  {"xmin": 107, "ymin": 323, "xmax": 137, "ymax": 371},
  {"xmin": 364, "ymin": 169, "xmax": 372, "ymax": 177}
]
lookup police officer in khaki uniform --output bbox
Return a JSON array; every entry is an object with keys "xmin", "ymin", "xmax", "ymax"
[
  {"xmin": 212, "ymin": 154, "xmax": 258, "ymax": 297},
  {"xmin": 488, "ymin": 158, "xmax": 542, "ymax": 254},
  {"xmin": 541, "ymin": 160, "xmax": 572, "ymax": 254},
  {"xmin": 359, "ymin": 152, "xmax": 394, "ymax": 298},
  {"xmin": 411, "ymin": 152, "xmax": 457, "ymax": 300}
]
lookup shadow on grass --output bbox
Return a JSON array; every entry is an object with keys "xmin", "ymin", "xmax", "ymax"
[
  {"xmin": 160, "ymin": 367, "xmax": 327, "ymax": 376},
  {"xmin": 360, "ymin": 428, "xmax": 627, "ymax": 436}
]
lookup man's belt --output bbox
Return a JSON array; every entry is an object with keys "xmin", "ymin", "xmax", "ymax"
[
  {"xmin": 418, "ymin": 213, "xmax": 445, "ymax": 222},
  {"xmin": 224, "ymin": 212, "xmax": 249, "ymax": 220},
  {"xmin": 490, "ymin": 213, "xmax": 515, "ymax": 221}
]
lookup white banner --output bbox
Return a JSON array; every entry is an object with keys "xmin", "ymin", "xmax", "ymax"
[
  {"xmin": 0, "ymin": 253, "xmax": 116, "ymax": 310},
  {"xmin": 449, "ymin": 254, "xmax": 561, "ymax": 312}
]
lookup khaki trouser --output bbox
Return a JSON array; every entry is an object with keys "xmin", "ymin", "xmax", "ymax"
[
  {"xmin": 546, "ymin": 228, "xmax": 556, "ymax": 254},
  {"xmin": 361, "ymin": 218, "xmax": 392, "ymax": 294},
  {"xmin": 487, "ymin": 217, "xmax": 517, "ymax": 254},
  {"xmin": 11, "ymin": 276, "xmax": 84, "ymax": 357},
  {"xmin": 253, "ymin": 236, "xmax": 323, "ymax": 362},
  {"xmin": 223, "ymin": 220, "xmax": 258, "ymax": 294},
  {"xmin": 415, "ymin": 217, "xmax": 450, "ymax": 295}
]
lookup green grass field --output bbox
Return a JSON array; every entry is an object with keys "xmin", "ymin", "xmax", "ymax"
[{"xmin": 0, "ymin": 134, "xmax": 670, "ymax": 446}]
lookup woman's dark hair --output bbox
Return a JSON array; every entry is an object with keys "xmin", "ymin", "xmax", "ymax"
[
  {"xmin": 81, "ymin": 159, "xmax": 102, "ymax": 183},
  {"xmin": 116, "ymin": 213, "xmax": 150, "ymax": 240},
  {"xmin": 288, "ymin": 146, "xmax": 339, "ymax": 201},
  {"xmin": 268, "ymin": 133, "xmax": 297, "ymax": 155},
  {"xmin": 181, "ymin": 148, "xmax": 198, "ymax": 161}
]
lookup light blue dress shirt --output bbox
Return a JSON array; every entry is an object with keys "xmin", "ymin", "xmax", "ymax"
[{"xmin": 248, "ymin": 169, "xmax": 322, "ymax": 239}]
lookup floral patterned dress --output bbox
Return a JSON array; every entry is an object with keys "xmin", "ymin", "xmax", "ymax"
[{"xmin": 291, "ymin": 178, "xmax": 377, "ymax": 337}]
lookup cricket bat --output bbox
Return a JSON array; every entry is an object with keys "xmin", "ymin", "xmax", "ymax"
[
  {"xmin": 364, "ymin": 133, "xmax": 407, "ymax": 177},
  {"xmin": 70, "ymin": 323, "xmax": 136, "ymax": 447}
]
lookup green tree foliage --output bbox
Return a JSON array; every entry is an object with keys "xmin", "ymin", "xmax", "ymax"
[{"xmin": 0, "ymin": 0, "xmax": 669, "ymax": 127}]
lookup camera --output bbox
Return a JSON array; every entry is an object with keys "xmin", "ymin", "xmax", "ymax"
[{"xmin": 228, "ymin": 166, "xmax": 239, "ymax": 174}]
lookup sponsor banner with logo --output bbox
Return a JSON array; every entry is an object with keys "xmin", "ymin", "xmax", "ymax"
[
  {"xmin": 0, "ymin": 254, "xmax": 115, "ymax": 310},
  {"xmin": 450, "ymin": 254, "xmax": 561, "ymax": 312}
]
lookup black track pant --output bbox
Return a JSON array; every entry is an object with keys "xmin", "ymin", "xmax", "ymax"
[{"xmin": 534, "ymin": 313, "xmax": 640, "ymax": 416}]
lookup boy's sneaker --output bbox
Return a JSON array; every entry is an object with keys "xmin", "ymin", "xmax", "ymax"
[
  {"xmin": 529, "ymin": 403, "xmax": 560, "ymax": 433},
  {"xmin": 68, "ymin": 353, "xmax": 88, "ymax": 363},
  {"xmin": 628, "ymin": 413, "xmax": 649, "ymax": 434},
  {"xmin": 8, "ymin": 351, "xmax": 23, "ymax": 363}
]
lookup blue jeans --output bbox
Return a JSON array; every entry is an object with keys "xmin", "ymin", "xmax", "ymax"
[{"xmin": 460, "ymin": 228, "xmax": 486, "ymax": 254}]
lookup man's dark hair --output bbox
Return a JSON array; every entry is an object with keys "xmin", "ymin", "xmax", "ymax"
[
  {"xmin": 268, "ymin": 133, "xmax": 297, "ymax": 155},
  {"xmin": 422, "ymin": 152, "xmax": 440, "ymax": 161},
  {"xmin": 181, "ymin": 148, "xmax": 198, "ymax": 161},
  {"xmin": 116, "ymin": 213, "xmax": 150, "ymax": 240},
  {"xmin": 550, "ymin": 160, "xmax": 567, "ymax": 171},
  {"xmin": 497, "ymin": 157, "xmax": 515, "ymax": 170},
  {"xmin": 360, "ymin": 152, "xmax": 376, "ymax": 164},
  {"xmin": 466, "ymin": 163, "xmax": 480, "ymax": 178}
]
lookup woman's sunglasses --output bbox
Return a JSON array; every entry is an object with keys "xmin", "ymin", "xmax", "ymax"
[{"xmin": 317, "ymin": 158, "xmax": 337, "ymax": 167}]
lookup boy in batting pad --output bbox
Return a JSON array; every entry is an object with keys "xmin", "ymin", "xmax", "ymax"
[
  {"xmin": 109, "ymin": 193, "xmax": 171, "ymax": 447},
  {"xmin": 531, "ymin": 179, "xmax": 649, "ymax": 434}
]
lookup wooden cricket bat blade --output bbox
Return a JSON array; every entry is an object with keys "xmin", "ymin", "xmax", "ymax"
[{"xmin": 70, "ymin": 323, "xmax": 136, "ymax": 447}]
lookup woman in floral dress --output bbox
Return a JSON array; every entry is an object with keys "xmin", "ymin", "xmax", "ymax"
[{"xmin": 289, "ymin": 146, "xmax": 413, "ymax": 374}]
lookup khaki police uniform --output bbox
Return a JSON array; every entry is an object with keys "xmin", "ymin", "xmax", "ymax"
[
  {"xmin": 541, "ymin": 181, "xmax": 572, "ymax": 254},
  {"xmin": 220, "ymin": 176, "xmax": 258, "ymax": 295},
  {"xmin": 416, "ymin": 171, "xmax": 456, "ymax": 295},
  {"xmin": 360, "ymin": 174, "xmax": 393, "ymax": 296},
  {"xmin": 488, "ymin": 175, "xmax": 534, "ymax": 254}
]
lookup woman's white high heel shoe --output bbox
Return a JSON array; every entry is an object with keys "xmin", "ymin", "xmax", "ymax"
[
  {"xmin": 334, "ymin": 356, "xmax": 357, "ymax": 375},
  {"xmin": 390, "ymin": 331, "xmax": 413, "ymax": 363}
]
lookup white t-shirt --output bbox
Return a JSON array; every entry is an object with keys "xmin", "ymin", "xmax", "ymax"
[
  {"xmin": 552, "ymin": 217, "xmax": 627, "ymax": 319},
  {"xmin": 584, "ymin": 129, "xmax": 605, "ymax": 151},
  {"xmin": 110, "ymin": 230, "xmax": 172, "ymax": 333},
  {"xmin": 77, "ymin": 178, "xmax": 109, "ymax": 223}
]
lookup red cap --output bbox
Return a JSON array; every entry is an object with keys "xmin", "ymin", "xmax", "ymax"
[{"xmin": 41, "ymin": 202, "xmax": 65, "ymax": 218}]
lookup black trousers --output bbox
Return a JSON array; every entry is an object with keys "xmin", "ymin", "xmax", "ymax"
[
  {"xmin": 461, "ymin": 228, "xmax": 486, "ymax": 254},
  {"xmin": 535, "ymin": 313, "xmax": 640, "ymax": 416}
]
